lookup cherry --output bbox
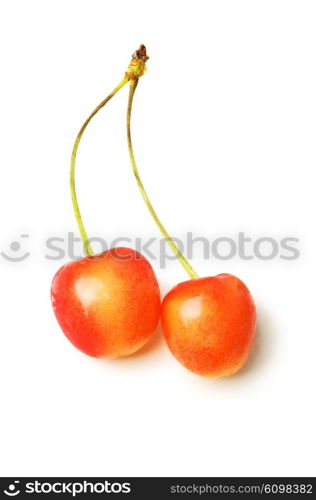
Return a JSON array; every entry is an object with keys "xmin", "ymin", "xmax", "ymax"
[
  {"xmin": 161, "ymin": 275, "xmax": 256, "ymax": 377},
  {"xmin": 51, "ymin": 248, "xmax": 160, "ymax": 358},
  {"xmin": 51, "ymin": 46, "xmax": 160, "ymax": 358},
  {"xmin": 126, "ymin": 53, "xmax": 256, "ymax": 377}
]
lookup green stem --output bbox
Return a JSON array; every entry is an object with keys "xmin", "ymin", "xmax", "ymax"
[
  {"xmin": 126, "ymin": 78, "xmax": 199, "ymax": 280},
  {"xmin": 70, "ymin": 77, "xmax": 128, "ymax": 256}
]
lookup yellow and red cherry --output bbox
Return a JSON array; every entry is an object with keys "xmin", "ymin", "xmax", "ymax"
[
  {"xmin": 126, "ymin": 50, "xmax": 257, "ymax": 377},
  {"xmin": 51, "ymin": 247, "xmax": 160, "ymax": 358},
  {"xmin": 51, "ymin": 47, "xmax": 161, "ymax": 358},
  {"xmin": 161, "ymin": 274, "xmax": 256, "ymax": 377}
]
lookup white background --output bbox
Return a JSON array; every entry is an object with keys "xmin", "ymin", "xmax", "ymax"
[{"xmin": 0, "ymin": 0, "xmax": 315, "ymax": 477}]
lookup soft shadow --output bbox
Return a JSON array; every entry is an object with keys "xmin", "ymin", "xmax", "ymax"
[
  {"xmin": 184, "ymin": 303, "xmax": 276, "ymax": 386},
  {"xmin": 127, "ymin": 323, "xmax": 164, "ymax": 360},
  {"xmin": 104, "ymin": 323, "xmax": 165, "ymax": 366},
  {"xmin": 219, "ymin": 304, "xmax": 275, "ymax": 382},
  {"xmin": 238, "ymin": 306, "xmax": 273, "ymax": 375}
]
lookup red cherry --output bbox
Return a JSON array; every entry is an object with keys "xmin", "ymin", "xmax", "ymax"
[
  {"xmin": 126, "ymin": 67, "xmax": 257, "ymax": 377},
  {"xmin": 51, "ymin": 48, "xmax": 160, "ymax": 358},
  {"xmin": 161, "ymin": 274, "xmax": 256, "ymax": 377},
  {"xmin": 51, "ymin": 247, "xmax": 160, "ymax": 358}
]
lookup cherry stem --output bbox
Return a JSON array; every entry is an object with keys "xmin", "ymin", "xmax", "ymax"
[
  {"xmin": 70, "ymin": 78, "xmax": 129, "ymax": 256},
  {"xmin": 126, "ymin": 78, "xmax": 199, "ymax": 280},
  {"xmin": 69, "ymin": 45, "xmax": 150, "ymax": 256}
]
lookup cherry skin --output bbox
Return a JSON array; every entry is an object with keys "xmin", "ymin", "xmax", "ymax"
[
  {"xmin": 51, "ymin": 247, "xmax": 160, "ymax": 358},
  {"xmin": 161, "ymin": 274, "xmax": 256, "ymax": 377}
]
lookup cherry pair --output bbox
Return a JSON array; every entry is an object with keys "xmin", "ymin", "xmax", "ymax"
[{"xmin": 51, "ymin": 46, "xmax": 256, "ymax": 377}]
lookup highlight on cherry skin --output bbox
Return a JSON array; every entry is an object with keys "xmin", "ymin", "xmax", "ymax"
[
  {"xmin": 161, "ymin": 274, "xmax": 256, "ymax": 378},
  {"xmin": 51, "ymin": 247, "xmax": 160, "ymax": 358}
]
